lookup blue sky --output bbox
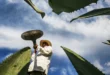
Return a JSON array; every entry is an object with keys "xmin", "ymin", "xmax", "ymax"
[{"xmin": 0, "ymin": 0, "xmax": 110, "ymax": 75}]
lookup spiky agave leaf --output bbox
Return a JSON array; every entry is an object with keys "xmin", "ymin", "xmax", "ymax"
[
  {"xmin": 0, "ymin": 47, "xmax": 31, "ymax": 75},
  {"xmin": 61, "ymin": 46, "xmax": 105, "ymax": 75},
  {"xmin": 49, "ymin": 0, "xmax": 98, "ymax": 14},
  {"xmin": 24, "ymin": 0, "xmax": 45, "ymax": 18},
  {"xmin": 107, "ymin": 40, "xmax": 110, "ymax": 43},
  {"xmin": 102, "ymin": 40, "xmax": 110, "ymax": 45},
  {"xmin": 70, "ymin": 8, "xmax": 110, "ymax": 22}
]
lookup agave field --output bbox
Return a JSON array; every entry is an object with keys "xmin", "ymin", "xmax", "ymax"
[{"xmin": 0, "ymin": 0, "xmax": 110, "ymax": 75}]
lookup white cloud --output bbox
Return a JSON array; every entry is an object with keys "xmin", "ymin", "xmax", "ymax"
[
  {"xmin": 44, "ymin": 15, "xmax": 110, "ymax": 39},
  {"xmin": 32, "ymin": 0, "xmax": 52, "ymax": 13},
  {"xmin": 93, "ymin": 60, "xmax": 104, "ymax": 71},
  {"xmin": 0, "ymin": 0, "xmax": 110, "ymax": 74},
  {"xmin": 103, "ymin": 68, "xmax": 110, "ymax": 74},
  {"xmin": 0, "ymin": 26, "xmax": 33, "ymax": 49},
  {"xmin": 43, "ymin": 15, "xmax": 110, "ymax": 56},
  {"xmin": 67, "ymin": 66, "xmax": 77, "ymax": 75},
  {"xmin": 1, "ymin": 0, "xmax": 110, "ymax": 57},
  {"xmin": 0, "ymin": 16, "xmax": 110, "ymax": 57},
  {"xmin": 105, "ymin": 0, "xmax": 110, "ymax": 6},
  {"xmin": 7, "ymin": 0, "xmax": 15, "ymax": 3},
  {"xmin": 6, "ymin": 0, "xmax": 22, "ymax": 3},
  {"xmin": 50, "ymin": 67, "xmax": 58, "ymax": 72},
  {"xmin": 105, "ymin": 62, "xmax": 110, "ymax": 67},
  {"xmin": 93, "ymin": 60, "xmax": 110, "ymax": 75},
  {"xmin": 61, "ymin": 68, "xmax": 67, "ymax": 75},
  {"xmin": 0, "ymin": 26, "xmax": 66, "ymax": 56},
  {"xmin": 93, "ymin": 60, "xmax": 110, "ymax": 74}
]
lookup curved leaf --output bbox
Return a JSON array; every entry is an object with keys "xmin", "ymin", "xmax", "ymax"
[
  {"xmin": 24, "ymin": 0, "xmax": 45, "ymax": 18},
  {"xmin": 61, "ymin": 46, "xmax": 105, "ymax": 75},
  {"xmin": 0, "ymin": 47, "xmax": 31, "ymax": 75},
  {"xmin": 102, "ymin": 40, "xmax": 110, "ymax": 45},
  {"xmin": 70, "ymin": 8, "xmax": 110, "ymax": 22},
  {"xmin": 49, "ymin": 0, "xmax": 98, "ymax": 14}
]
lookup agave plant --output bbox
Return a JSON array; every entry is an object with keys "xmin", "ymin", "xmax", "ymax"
[
  {"xmin": 70, "ymin": 8, "xmax": 110, "ymax": 22},
  {"xmin": 61, "ymin": 46, "xmax": 105, "ymax": 75},
  {"xmin": 24, "ymin": 0, "xmax": 110, "ymax": 22},
  {"xmin": 102, "ymin": 40, "xmax": 110, "ymax": 45},
  {"xmin": 25, "ymin": 0, "xmax": 45, "ymax": 18},
  {"xmin": 0, "ymin": 47, "xmax": 31, "ymax": 75},
  {"xmin": 24, "ymin": 0, "xmax": 98, "ymax": 18},
  {"xmin": 48, "ymin": 0, "xmax": 98, "ymax": 14}
]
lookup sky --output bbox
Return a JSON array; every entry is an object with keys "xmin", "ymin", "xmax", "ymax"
[{"xmin": 0, "ymin": 0, "xmax": 110, "ymax": 75}]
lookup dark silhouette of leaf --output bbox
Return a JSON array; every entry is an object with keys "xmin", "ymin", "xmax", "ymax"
[
  {"xmin": 49, "ymin": 0, "xmax": 98, "ymax": 14},
  {"xmin": 107, "ymin": 40, "xmax": 110, "ymax": 43},
  {"xmin": 0, "ymin": 47, "xmax": 31, "ymax": 75},
  {"xmin": 70, "ymin": 8, "xmax": 110, "ymax": 22},
  {"xmin": 24, "ymin": 0, "xmax": 45, "ymax": 18},
  {"xmin": 61, "ymin": 46, "xmax": 105, "ymax": 75},
  {"xmin": 102, "ymin": 40, "xmax": 110, "ymax": 45}
]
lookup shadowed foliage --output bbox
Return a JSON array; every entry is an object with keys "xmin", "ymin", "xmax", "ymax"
[
  {"xmin": 48, "ymin": 0, "xmax": 98, "ymax": 14},
  {"xmin": 24, "ymin": 0, "xmax": 98, "ymax": 18},
  {"xmin": 70, "ymin": 8, "xmax": 110, "ymax": 22},
  {"xmin": 61, "ymin": 46, "xmax": 105, "ymax": 75},
  {"xmin": 0, "ymin": 47, "xmax": 31, "ymax": 75}
]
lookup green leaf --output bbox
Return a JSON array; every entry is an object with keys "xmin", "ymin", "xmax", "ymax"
[
  {"xmin": 70, "ymin": 8, "xmax": 110, "ymax": 22},
  {"xmin": 61, "ymin": 46, "xmax": 105, "ymax": 75},
  {"xmin": 102, "ymin": 40, "xmax": 110, "ymax": 45},
  {"xmin": 49, "ymin": 0, "xmax": 98, "ymax": 14},
  {"xmin": 0, "ymin": 47, "xmax": 31, "ymax": 75},
  {"xmin": 24, "ymin": 0, "xmax": 45, "ymax": 18}
]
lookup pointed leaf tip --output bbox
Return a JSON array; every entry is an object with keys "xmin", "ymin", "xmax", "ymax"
[
  {"xmin": 70, "ymin": 18, "xmax": 78, "ymax": 22},
  {"xmin": 70, "ymin": 8, "xmax": 110, "ymax": 21},
  {"xmin": 61, "ymin": 46, "xmax": 105, "ymax": 75},
  {"xmin": 24, "ymin": 0, "xmax": 45, "ymax": 18}
]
